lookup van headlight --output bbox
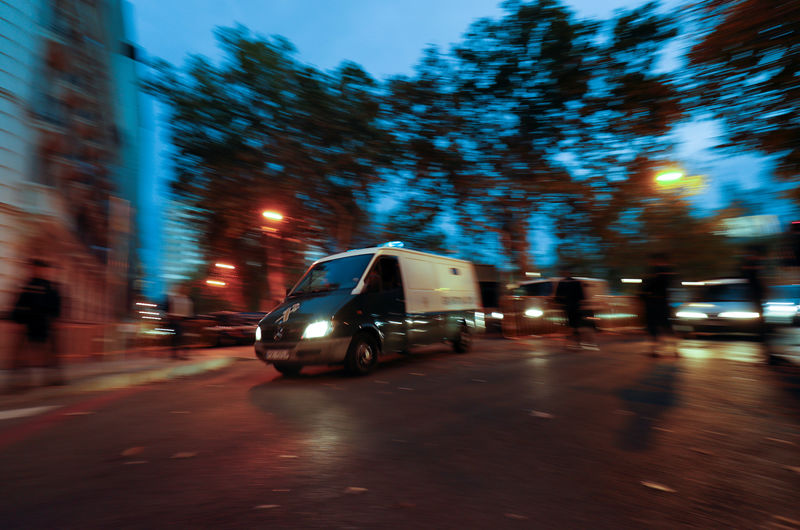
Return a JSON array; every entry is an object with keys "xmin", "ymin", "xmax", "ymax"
[
  {"xmin": 302, "ymin": 320, "xmax": 332, "ymax": 339},
  {"xmin": 255, "ymin": 326, "xmax": 262, "ymax": 341}
]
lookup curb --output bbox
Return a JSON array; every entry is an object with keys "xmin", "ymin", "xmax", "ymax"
[
  {"xmin": 1, "ymin": 356, "xmax": 237, "ymax": 404},
  {"xmin": 71, "ymin": 357, "xmax": 236, "ymax": 392}
]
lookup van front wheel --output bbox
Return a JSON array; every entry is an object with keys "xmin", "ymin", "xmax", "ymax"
[
  {"xmin": 346, "ymin": 333, "xmax": 379, "ymax": 375},
  {"xmin": 452, "ymin": 324, "xmax": 471, "ymax": 353}
]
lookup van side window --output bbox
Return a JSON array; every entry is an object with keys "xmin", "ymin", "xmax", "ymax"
[
  {"xmin": 365, "ymin": 256, "xmax": 402, "ymax": 293},
  {"xmin": 380, "ymin": 257, "xmax": 402, "ymax": 291}
]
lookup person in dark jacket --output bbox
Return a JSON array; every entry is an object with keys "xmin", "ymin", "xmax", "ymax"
[
  {"xmin": 555, "ymin": 270, "xmax": 587, "ymax": 348},
  {"xmin": 740, "ymin": 245, "xmax": 774, "ymax": 362},
  {"xmin": 8, "ymin": 259, "xmax": 63, "ymax": 391},
  {"xmin": 640, "ymin": 253, "xmax": 677, "ymax": 357}
]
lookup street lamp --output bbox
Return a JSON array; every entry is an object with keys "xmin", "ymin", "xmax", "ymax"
[
  {"xmin": 655, "ymin": 169, "xmax": 684, "ymax": 184},
  {"xmin": 655, "ymin": 168, "xmax": 706, "ymax": 195},
  {"xmin": 262, "ymin": 210, "xmax": 284, "ymax": 221}
]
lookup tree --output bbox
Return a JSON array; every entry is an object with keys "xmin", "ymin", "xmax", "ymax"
[
  {"xmin": 383, "ymin": 1, "xmax": 599, "ymax": 274},
  {"xmin": 146, "ymin": 26, "xmax": 392, "ymax": 308},
  {"xmin": 451, "ymin": 1, "xmax": 686, "ymax": 276},
  {"xmin": 686, "ymin": 0, "xmax": 800, "ymax": 205}
]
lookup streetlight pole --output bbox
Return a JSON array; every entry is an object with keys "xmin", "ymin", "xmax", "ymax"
[{"xmin": 261, "ymin": 210, "xmax": 287, "ymax": 309}]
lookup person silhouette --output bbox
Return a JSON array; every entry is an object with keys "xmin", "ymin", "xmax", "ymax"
[{"xmin": 8, "ymin": 259, "xmax": 63, "ymax": 391}]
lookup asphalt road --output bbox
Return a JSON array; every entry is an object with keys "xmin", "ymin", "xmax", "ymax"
[{"xmin": 1, "ymin": 334, "xmax": 798, "ymax": 529}]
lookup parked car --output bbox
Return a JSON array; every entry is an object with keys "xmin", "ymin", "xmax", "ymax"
[
  {"xmin": 764, "ymin": 284, "xmax": 800, "ymax": 326},
  {"xmin": 202, "ymin": 311, "xmax": 254, "ymax": 346},
  {"xmin": 501, "ymin": 277, "xmax": 608, "ymax": 336},
  {"xmin": 237, "ymin": 312, "xmax": 267, "ymax": 342},
  {"xmin": 673, "ymin": 279, "xmax": 761, "ymax": 337}
]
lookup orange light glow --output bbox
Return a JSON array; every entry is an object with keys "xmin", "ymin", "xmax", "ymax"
[
  {"xmin": 215, "ymin": 263, "xmax": 235, "ymax": 270},
  {"xmin": 206, "ymin": 280, "xmax": 227, "ymax": 286},
  {"xmin": 262, "ymin": 210, "xmax": 284, "ymax": 221}
]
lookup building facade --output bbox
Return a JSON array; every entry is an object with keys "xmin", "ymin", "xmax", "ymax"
[{"xmin": 0, "ymin": 0, "xmax": 140, "ymax": 323}]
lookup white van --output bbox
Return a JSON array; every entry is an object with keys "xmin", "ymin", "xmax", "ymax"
[{"xmin": 254, "ymin": 246, "xmax": 483, "ymax": 375}]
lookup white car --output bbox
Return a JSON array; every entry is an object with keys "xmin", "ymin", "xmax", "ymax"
[
  {"xmin": 673, "ymin": 279, "xmax": 761, "ymax": 336},
  {"xmin": 764, "ymin": 284, "xmax": 800, "ymax": 326}
]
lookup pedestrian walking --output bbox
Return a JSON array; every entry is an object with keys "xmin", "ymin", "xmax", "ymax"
[
  {"xmin": 7, "ymin": 259, "xmax": 63, "ymax": 391},
  {"xmin": 166, "ymin": 286, "xmax": 194, "ymax": 360},
  {"xmin": 640, "ymin": 253, "xmax": 677, "ymax": 357},
  {"xmin": 555, "ymin": 270, "xmax": 590, "ymax": 349},
  {"xmin": 740, "ymin": 245, "xmax": 774, "ymax": 363}
]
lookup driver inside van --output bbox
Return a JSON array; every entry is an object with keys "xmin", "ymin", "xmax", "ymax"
[{"xmin": 366, "ymin": 266, "xmax": 381, "ymax": 292}]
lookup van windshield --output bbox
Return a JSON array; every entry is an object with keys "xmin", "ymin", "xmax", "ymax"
[{"xmin": 289, "ymin": 254, "xmax": 375, "ymax": 297}]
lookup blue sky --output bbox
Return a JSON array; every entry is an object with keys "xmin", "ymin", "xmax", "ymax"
[{"xmin": 130, "ymin": 0, "xmax": 782, "ymax": 293}]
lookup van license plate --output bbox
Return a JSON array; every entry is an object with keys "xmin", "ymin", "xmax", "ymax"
[{"xmin": 266, "ymin": 349, "xmax": 291, "ymax": 361}]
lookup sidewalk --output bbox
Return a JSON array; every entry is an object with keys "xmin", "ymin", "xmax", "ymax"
[{"xmin": 0, "ymin": 345, "xmax": 256, "ymax": 405}]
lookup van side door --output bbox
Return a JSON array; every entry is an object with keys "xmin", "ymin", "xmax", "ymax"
[{"xmin": 362, "ymin": 256, "xmax": 407, "ymax": 353}]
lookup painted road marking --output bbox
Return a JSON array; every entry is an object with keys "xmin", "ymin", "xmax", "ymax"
[
  {"xmin": 0, "ymin": 386, "xmax": 146, "ymax": 452},
  {"xmin": 0, "ymin": 405, "xmax": 60, "ymax": 421}
]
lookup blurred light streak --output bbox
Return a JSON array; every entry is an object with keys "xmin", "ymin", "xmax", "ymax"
[
  {"xmin": 262, "ymin": 210, "xmax": 284, "ymax": 221},
  {"xmin": 136, "ymin": 302, "xmax": 157, "ymax": 308},
  {"xmin": 718, "ymin": 311, "xmax": 759, "ymax": 319},
  {"xmin": 676, "ymin": 311, "xmax": 708, "ymax": 319},
  {"xmin": 215, "ymin": 263, "xmax": 235, "ymax": 270},
  {"xmin": 621, "ymin": 278, "xmax": 642, "ymax": 284},
  {"xmin": 525, "ymin": 272, "xmax": 541, "ymax": 277},
  {"xmin": 206, "ymin": 280, "xmax": 227, "ymax": 286},
  {"xmin": 655, "ymin": 170, "xmax": 684, "ymax": 182},
  {"xmin": 524, "ymin": 309, "xmax": 544, "ymax": 318}
]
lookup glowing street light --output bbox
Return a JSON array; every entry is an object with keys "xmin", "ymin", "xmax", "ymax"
[
  {"xmin": 262, "ymin": 210, "xmax": 284, "ymax": 221},
  {"xmin": 215, "ymin": 263, "xmax": 235, "ymax": 270},
  {"xmin": 655, "ymin": 170, "xmax": 684, "ymax": 183}
]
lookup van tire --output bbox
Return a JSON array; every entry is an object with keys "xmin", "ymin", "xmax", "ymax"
[
  {"xmin": 274, "ymin": 363, "xmax": 302, "ymax": 377},
  {"xmin": 452, "ymin": 324, "xmax": 471, "ymax": 353},
  {"xmin": 346, "ymin": 333, "xmax": 379, "ymax": 375}
]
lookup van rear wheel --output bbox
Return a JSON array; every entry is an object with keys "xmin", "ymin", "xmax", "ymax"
[
  {"xmin": 274, "ymin": 363, "xmax": 302, "ymax": 377},
  {"xmin": 452, "ymin": 324, "xmax": 471, "ymax": 353},
  {"xmin": 346, "ymin": 333, "xmax": 379, "ymax": 375}
]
